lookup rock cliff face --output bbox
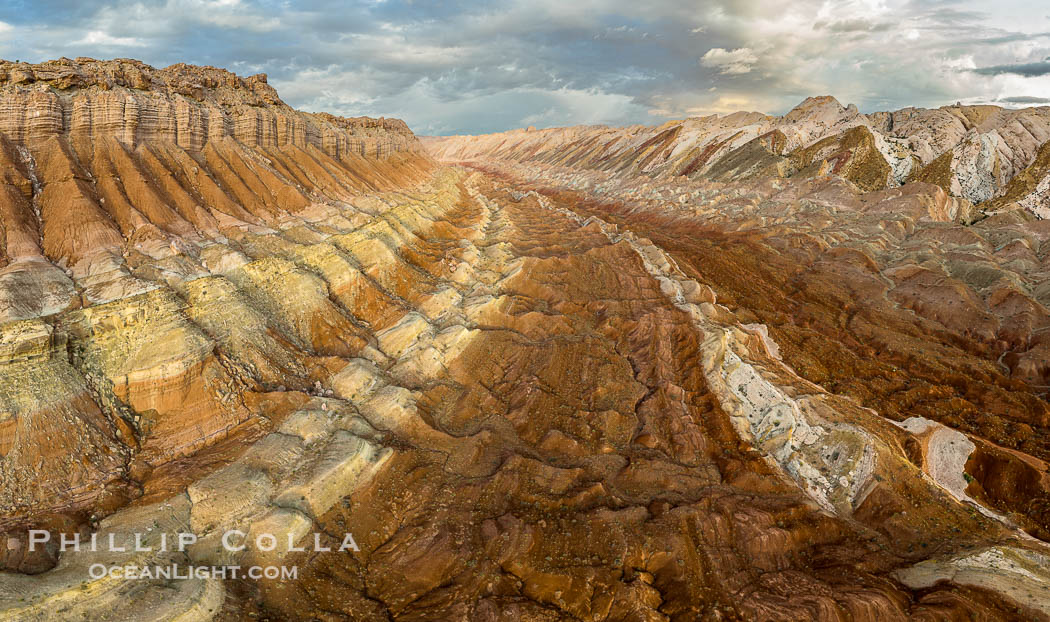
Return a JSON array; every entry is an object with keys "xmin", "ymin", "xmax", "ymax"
[
  {"xmin": 425, "ymin": 95, "xmax": 1050, "ymax": 216},
  {"xmin": 0, "ymin": 57, "xmax": 415, "ymax": 157},
  {"xmin": 0, "ymin": 57, "xmax": 434, "ymax": 538},
  {"xmin": 2, "ymin": 60, "xmax": 1050, "ymax": 621},
  {"xmin": 991, "ymin": 138, "xmax": 1050, "ymax": 219}
]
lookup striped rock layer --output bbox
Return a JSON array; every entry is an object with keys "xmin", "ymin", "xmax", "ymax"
[
  {"xmin": 1, "ymin": 60, "xmax": 1049, "ymax": 621},
  {"xmin": 424, "ymin": 95, "xmax": 1050, "ymax": 216}
]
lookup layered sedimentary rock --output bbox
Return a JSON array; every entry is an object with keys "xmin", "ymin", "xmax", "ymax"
[
  {"xmin": 3, "ymin": 59, "xmax": 1050, "ymax": 621},
  {"xmin": 421, "ymin": 115, "xmax": 1050, "ymax": 618},
  {"xmin": 424, "ymin": 95, "xmax": 1050, "ymax": 216},
  {"xmin": 990, "ymin": 138, "xmax": 1050, "ymax": 218},
  {"xmin": 0, "ymin": 57, "xmax": 434, "ymax": 536},
  {"xmin": 0, "ymin": 58, "xmax": 415, "ymax": 157}
]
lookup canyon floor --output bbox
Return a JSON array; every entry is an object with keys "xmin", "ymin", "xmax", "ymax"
[{"xmin": 1, "ymin": 59, "xmax": 1050, "ymax": 621}]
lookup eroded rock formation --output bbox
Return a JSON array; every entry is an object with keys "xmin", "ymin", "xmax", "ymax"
[
  {"xmin": 0, "ymin": 57, "xmax": 434, "ymax": 554},
  {"xmin": 2, "ymin": 59, "xmax": 1050, "ymax": 621},
  {"xmin": 424, "ymin": 95, "xmax": 1050, "ymax": 216}
]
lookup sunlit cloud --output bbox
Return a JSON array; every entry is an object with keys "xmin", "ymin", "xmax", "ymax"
[
  {"xmin": 75, "ymin": 30, "xmax": 146, "ymax": 47},
  {"xmin": 700, "ymin": 47, "xmax": 758, "ymax": 75}
]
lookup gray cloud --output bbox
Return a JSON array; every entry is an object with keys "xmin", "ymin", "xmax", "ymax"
[
  {"xmin": 998, "ymin": 95, "xmax": 1050, "ymax": 103},
  {"xmin": 700, "ymin": 47, "xmax": 758, "ymax": 75},
  {"xmin": 974, "ymin": 60, "xmax": 1050, "ymax": 76},
  {"xmin": 813, "ymin": 19, "xmax": 894, "ymax": 33},
  {"xmin": 1, "ymin": 0, "xmax": 1049, "ymax": 134}
]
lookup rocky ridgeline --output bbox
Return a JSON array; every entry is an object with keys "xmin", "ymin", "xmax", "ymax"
[
  {"xmin": 2, "ymin": 59, "xmax": 1050, "ymax": 621},
  {"xmin": 0, "ymin": 57, "xmax": 416, "ymax": 158},
  {"xmin": 0, "ymin": 58, "xmax": 436, "ymax": 548},
  {"xmin": 425, "ymin": 95, "xmax": 1050, "ymax": 217}
]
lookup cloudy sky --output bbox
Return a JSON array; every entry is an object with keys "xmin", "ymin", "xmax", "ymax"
[{"xmin": 1, "ymin": 0, "xmax": 1049, "ymax": 134}]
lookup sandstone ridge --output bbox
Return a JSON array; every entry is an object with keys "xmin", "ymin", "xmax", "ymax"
[
  {"xmin": 0, "ymin": 57, "xmax": 434, "ymax": 539},
  {"xmin": 424, "ymin": 95, "xmax": 1050, "ymax": 216},
  {"xmin": 0, "ymin": 57, "xmax": 415, "ymax": 158}
]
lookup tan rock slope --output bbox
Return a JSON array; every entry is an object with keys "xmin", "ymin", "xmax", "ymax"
[
  {"xmin": 2, "ymin": 59, "xmax": 1050, "ymax": 621},
  {"xmin": 0, "ymin": 57, "xmax": 432, "ymax": 536},
  {"xmin": 424, "ymin": 95, "xmax": 1050, "ymax": 215}
]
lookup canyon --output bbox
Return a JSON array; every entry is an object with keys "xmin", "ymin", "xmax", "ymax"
[{"xmin": 0, "ymin": 57, "xmax": 1049, "ymax": 621}]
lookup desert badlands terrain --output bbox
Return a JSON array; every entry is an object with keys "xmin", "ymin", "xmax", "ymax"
[{"xmin": 0, "ymin": 57, "xmax": 1049, "ymax": 620}]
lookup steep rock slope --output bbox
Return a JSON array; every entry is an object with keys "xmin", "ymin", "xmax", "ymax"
[
  {"xmin": 0, "ymin": 57, "xmax": 434, "ymax": 533},
  {"xmin": 425, "ymin": 96, "xmax": 1050, "ymax": 215},
  {"xmin": 989, "ymin": 138, "xmax": 1050, "ymax": 218}
]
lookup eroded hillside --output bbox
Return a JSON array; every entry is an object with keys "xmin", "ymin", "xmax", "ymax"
[
  {"xmin": 424, "ymin": 96, "xmax": 1050, "ymax": 217},
  {"xmin": 1, "ymin": 60, "xmax": 1049, "ymax": 621}
]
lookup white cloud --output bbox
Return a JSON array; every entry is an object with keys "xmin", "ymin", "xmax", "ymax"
[
  {"xmin": 75, "ymin": 30, "xmax": 146, "ymax": 47},
  {"xmin": 700, "ymin": 47, "xmax": 758, "ymax": 75}
]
